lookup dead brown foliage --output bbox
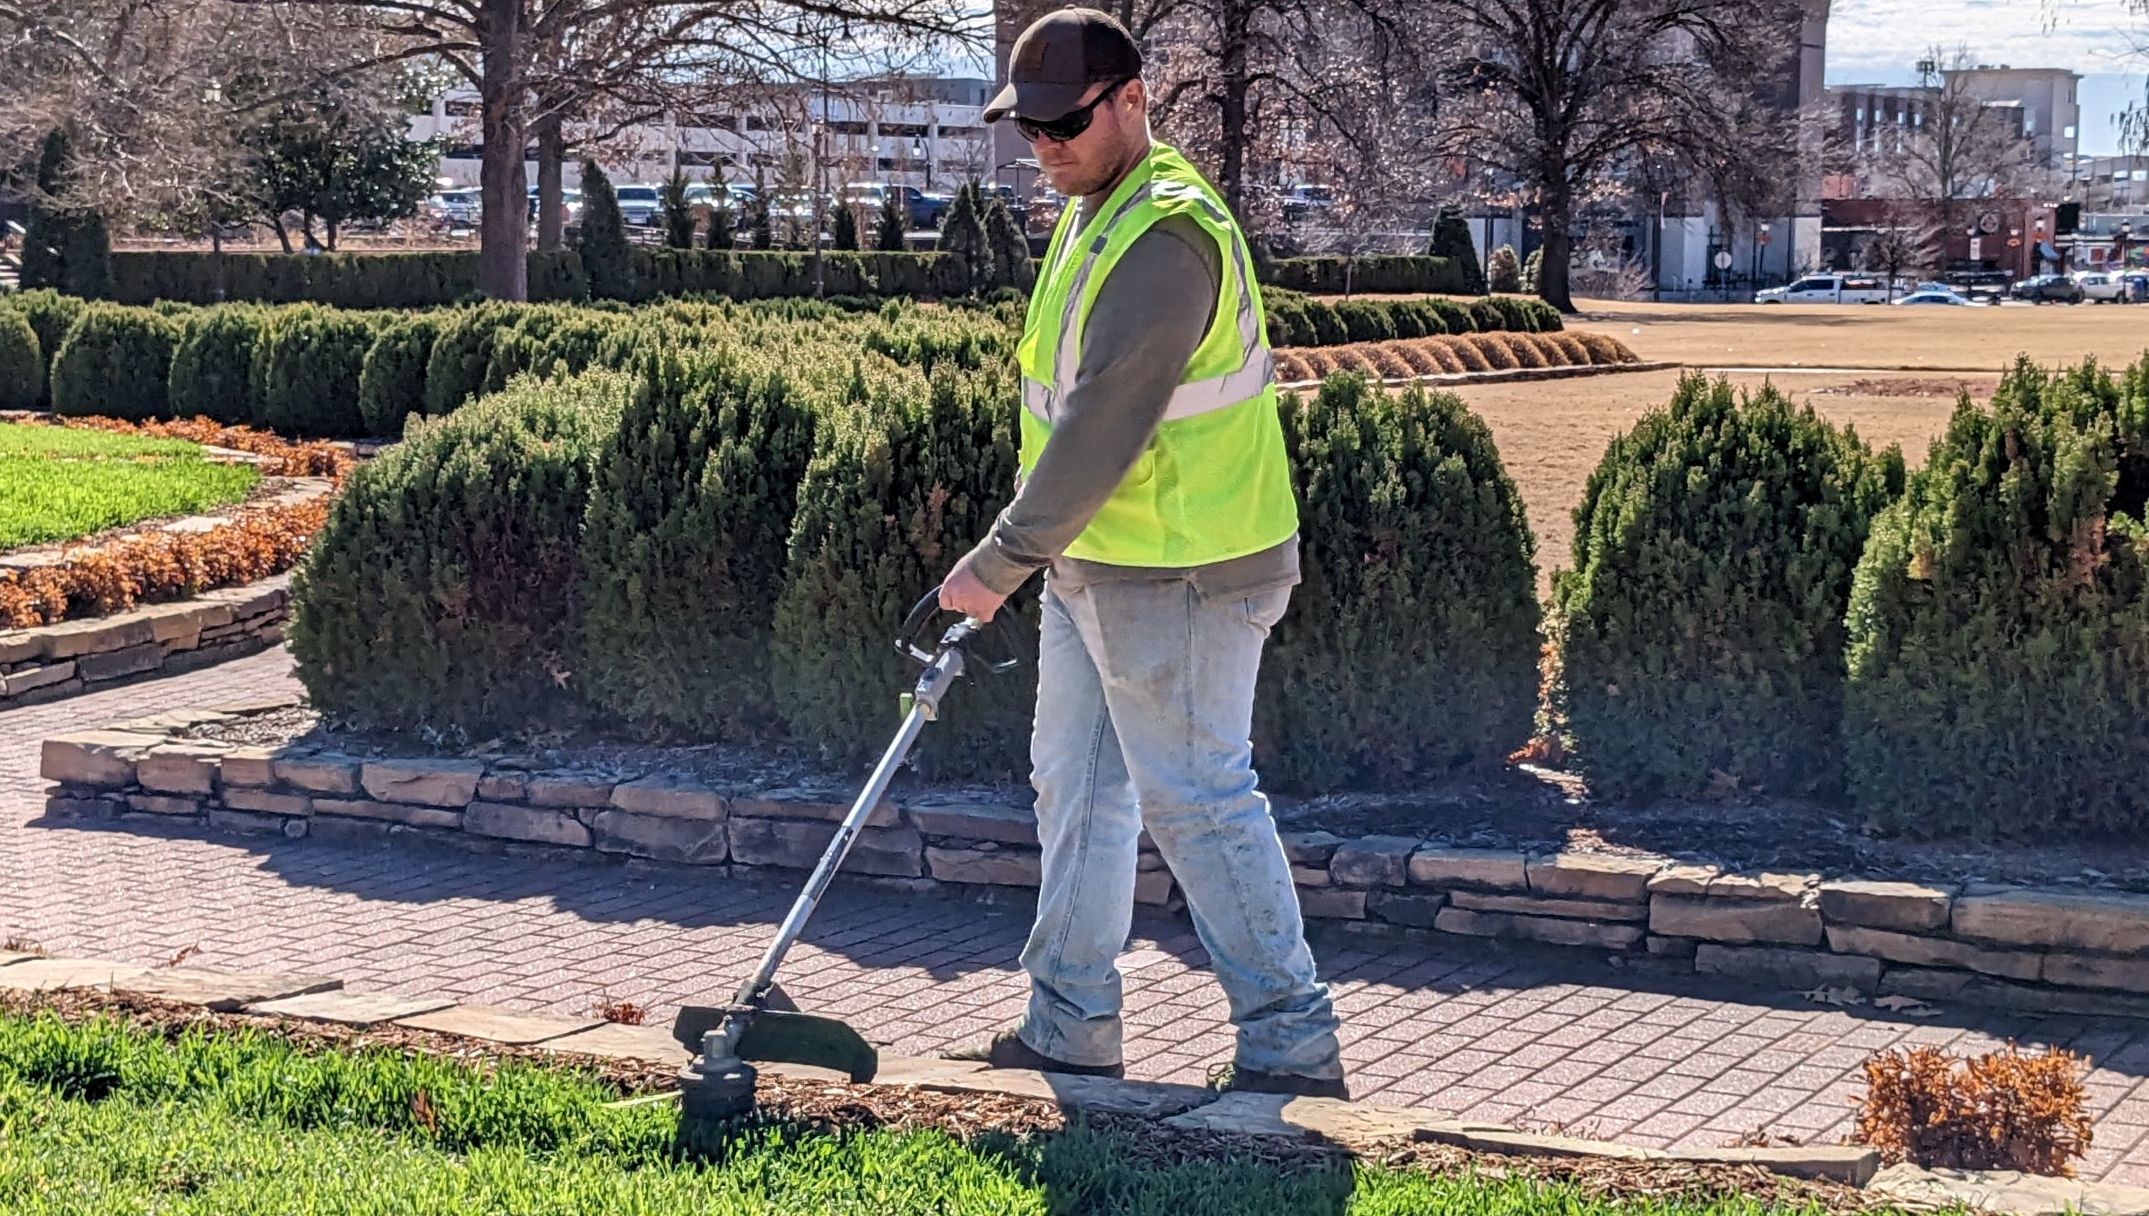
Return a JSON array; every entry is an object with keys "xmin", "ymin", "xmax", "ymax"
[
  {"xmin": 1501, "ymin": 332, "xmax": 1550, "ymax": 369},
  {"xmin": 1856, "ymin": 1043, "xmax": 2093, "ymax": 1175},
  {"xmin": 1393, "ymin": 343, "xmax": 1445, "ymax": 376},
  {"xmin": 594, "ymin": 996, "xmax": 648, "ymax": 1025},
  {"xmin": 0, "ymin": 499, "xmax": 328, "ymax": 628},
  {"xmin": 1546, "ymin": 334, "xmax": 1592, "ymax": 365},
  {"xmin": 1446, "ymin": 337, "xmax": 1493, "ymax": 372},
  {"xmin": 40, "ymin": 415, "xmax": 353, "ymax": 479},
  {"xmin": 1574, "ymin": 332, "xmax": 1637, "ymax": 365},
  {"xmin": 1466, "ymin": 333, "xmax": 1521, "ymax": 371}
]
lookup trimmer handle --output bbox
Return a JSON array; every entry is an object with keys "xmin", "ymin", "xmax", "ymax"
[{"xmin": 896, "ymin": 585, "xmax": 1024, "ymax": 674}]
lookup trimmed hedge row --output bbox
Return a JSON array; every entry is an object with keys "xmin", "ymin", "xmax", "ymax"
[
  {"xmin": 290, "ymin": 313, "xmax": 1541, "ymax": 791},
  {"xmin": 1264, "ymin": 290, "xmax": 1560, "ymax": 349},
  {"xmin": 104, "ymin": 250, "xmax": 961, "ymax": 308},
  {"xmin": 102, "ymin": 250, "xmax": 1487, "ymax": 310},
  {"xmin": 111, "ymin": 252, "xmax": 480, "ymax": 309},
  {"xmin": 1, "ymin": 297, "xmax": 867, "ymax": 438},
  {"xmin": 1264, "ymin": 255, "xmax": 1474, "ymax": 295}
]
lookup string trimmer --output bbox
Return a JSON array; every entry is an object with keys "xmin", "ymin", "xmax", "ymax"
[{"xmin": 673, "ymin": 586, "xmax": 1023, "ymax": 1121}]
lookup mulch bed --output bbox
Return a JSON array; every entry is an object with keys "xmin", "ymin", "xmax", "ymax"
[
  {"xmin": 176, "ymin": 706, "xmax": 2149, "ymax": 896},
  {"xmin": 2, "ymin": 987, "xmax": 1889, "ymax": 1213}
]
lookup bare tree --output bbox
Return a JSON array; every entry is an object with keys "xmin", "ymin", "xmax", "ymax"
[
  {"xmin": 1856, "ymin": 202, "xmax": 1929, "ymax": 293},
  {"xmin": 1425, "ymin": 0, "xmax": 1799, "ymax": 312},
  {"xmin": 1858, "ymin": 47, "xmax": 2052, "ymax": 247},
  {"xmin": 245, "ymin": 0, "xmax": 977, "ymax": 298},
  {"xmin": 0, "ymin": 0, "xmax": 405, "ymax": 231}
]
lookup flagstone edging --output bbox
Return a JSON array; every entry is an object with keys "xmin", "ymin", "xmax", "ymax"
[
  {"xmin": 37, "ymin": 710, "xmax": 2149, "ymax": 1023},
  {"xmin": 0, "ymin": 574, "xmax": 294, "ymax": 707}
]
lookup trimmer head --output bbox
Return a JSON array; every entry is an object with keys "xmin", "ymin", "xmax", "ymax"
[{"xmin": 673, "ymin": 982, "xmax": 880, "ymax": 1119}]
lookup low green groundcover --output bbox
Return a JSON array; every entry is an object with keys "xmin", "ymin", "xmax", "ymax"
[
  {"xmin": 0, "ymin": 1009, "xmax": 1876, "ymax": 1215},
  {"xmin": 0, "ymin": 422, "xmax": 259, "ymax": 549}
]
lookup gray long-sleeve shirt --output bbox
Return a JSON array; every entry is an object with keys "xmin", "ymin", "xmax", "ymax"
[{"xmin": 963, "ymin": 207, "xmax": 1299, "ymax": 600}]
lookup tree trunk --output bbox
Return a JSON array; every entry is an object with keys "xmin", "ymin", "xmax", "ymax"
[
  {"xmin": 325, "ymin": 216, "xmax": 340, "ymax": 251},
  {"xmin": 270, "ymin": 216, "xmax": 293, "ymax": 254},
  {"xmin": 1215, "ymin": 8, "xmax": 1251, "ymax": 218},
  {"xmin": 535, "ymin": 109, "xmax": 565, "ymax": 252},
  {"xmin": 1537, "ymin": 186, "xmax": 1575, "ymax": 313},
  {"xmin": 477, "ymin": 0, "xmax": 529, "ymax": 300}
]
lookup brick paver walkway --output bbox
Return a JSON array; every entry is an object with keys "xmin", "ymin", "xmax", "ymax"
[{"xmin": 3, "ymin": 649, "xmax": 2146, "ymax": 1182}]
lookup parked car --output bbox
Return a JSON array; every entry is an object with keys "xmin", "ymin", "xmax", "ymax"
[
  {"xmin": 1891, "ymin": 289, "xmax": 1984, "ymax": 306},
  {"xmin": 837, "ymin": 183, "xmax": 948, "ymax": 231},
  {"xmin": 2074, "ymin": 271, "xmax": 2128, "ymax": 302},
  {"xmin": 2012, "ymin": 274, "xmax": 2085, "ymax": 304},
  {"xmin": 612, "ymin": 184, "xmax": 664, "ymax": 226},
  {"xmin": 1754, "ymin": 273, "xmax": 1892, "ymax": 305},
  {"xmin": 527, "ymin": 186, "xmax": 580, "ymax": 226},
  {"xmin": 1281, "ymin": 183, "xmax": 1333, "ymax": 225},
  {"xmin": 1943, "ymin": 269, "xmax": 2015, "ymax": 303},
  {"xmin": 429, "ymin": 189, "xmax": 481, "ymax": 227}
]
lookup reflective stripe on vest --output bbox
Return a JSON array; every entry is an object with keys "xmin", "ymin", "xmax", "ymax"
[{"xmin": 1019, "ymin": 188, "xmax": 1269, "ymax": 426}]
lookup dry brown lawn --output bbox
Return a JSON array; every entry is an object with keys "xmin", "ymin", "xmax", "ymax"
[
  {"xmin": 1407, "ymin": 296, "xmax": 2149, "ymax": 590},
  {"xmin": 1565, "ymin": 297, "xmax": 2149, "ymax": 371},
  {"xmin": 1448, "ymin": 367, "xmax": 1992, "ymax": 590}
]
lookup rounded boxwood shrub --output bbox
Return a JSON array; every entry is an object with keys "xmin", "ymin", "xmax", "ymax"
[
  {"xmin": 0, "ymin": 309, "xmax": 41, "ymax": 410},
  {"xmin": 3, "ymin": 290, "xmax": 85, "ymax": 407},
  {"xmin": 482, "ymin": 310, "xmax": 623, "ymax": 394},
  {"xmin": 1846, "ymin": 357, "xmax": 2149, "ymax": 837},
  {"xmin": 1263, "ymin": 293, "xmax": 1314, "ymax": 348},
  {"xmin": 1429, "ymin": 299, "xmax": 1475, "ymax": 335},
  {"xmin": 169, "ymin": 306, "xmax": 268, "ymax": 423},
  {"xmin": 1305, "ymin": 300, "xmax": 1348, "ymax": 347},
  {"xmin": 253, "ymin": 305, "xmax": 381, "ymax": 437},
  {"xmin": 290, "ymin": 369, "xmax": 629, "ymax": 737},
  {"xmin": 1554, "ymin": 374, "xmax": 1901, "ymax": 801},
  {"xmin": 1258, "ymin": 374, "xmax": 1542, "ymax": 790},
  {"xmin": 49, "ymin": 303, "xmax": 179, "ymax": 419},
  {"xmin": 579, "ymin": 344, "xmax": 819, "ymax": 739},
  {"xmin": 1333, "ymin": 299, "xmax": 1397, "ymax": 345},
  {"xmin": 357, "ymin": 314, "xmax": 445, "ymax": 436},
  {"xmin": 772, "ymin": 357, "xmax": 1030, "ymax": 779},
  {"xmin": 423, "ymin": 304, "xmax": 521, "ymax": 415}
]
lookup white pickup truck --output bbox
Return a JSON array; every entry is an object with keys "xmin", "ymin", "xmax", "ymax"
[{"xmin": 1754, "ymin": 274, "xmax": 1893, "ymax": 305}]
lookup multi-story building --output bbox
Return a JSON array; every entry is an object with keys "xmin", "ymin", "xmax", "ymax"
[
  {"xmin": 409, "ymin": 76, "xmax": 996, "ymax": 192},
  {"xmin": 1945, "ymin": 65, "xmax": 2080, "ymax": 171},
  {"xmin": 2065, "ymin": 155, "xmax": 2149, "ymax": 211}
]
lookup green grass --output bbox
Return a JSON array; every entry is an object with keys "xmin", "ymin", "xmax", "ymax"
[
  {"xmin": 0, "ymin": 422, "xmax": 259, "ymax": 549},
  {"xmin": 0, "ymin": 1011, "xmax": 1884, "ymax": 1215}
]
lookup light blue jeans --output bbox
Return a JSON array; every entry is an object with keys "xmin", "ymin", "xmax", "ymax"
[{"xmin": 1014, "ymin": 574, "xmax": 1343, "ymax": 1079}]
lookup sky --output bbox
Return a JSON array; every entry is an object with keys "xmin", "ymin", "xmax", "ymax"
[
  {"xmin": 948, "ymin": 0, "xmax": 2145, "ymax": 157},
  {"xmin": 1826, "ymin": 0, "xmax": 2143, "ymax": 154}
]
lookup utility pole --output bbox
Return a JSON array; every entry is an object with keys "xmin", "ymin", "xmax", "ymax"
[{"xmin": 810, "ymin": 24, "xmax": 833, "ymax": 298}]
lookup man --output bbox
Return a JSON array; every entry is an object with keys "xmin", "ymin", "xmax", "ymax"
[{"xmin": 937, "ymin": 6, "xmax": 1346, "ymax": 1098}]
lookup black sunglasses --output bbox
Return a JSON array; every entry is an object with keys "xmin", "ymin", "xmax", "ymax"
[{"xmin": 1015, "ymin": 77, "xmax": 1134, "ymax": 144}]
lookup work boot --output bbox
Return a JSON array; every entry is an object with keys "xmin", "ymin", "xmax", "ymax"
[
  {"xmin": 1208, "ymin": 1061, "xmax": 1351, "ymax": 1100},
  {"xmin": 943, "ymin": 1026, "xmax": 1124, "ymax": 1078}
]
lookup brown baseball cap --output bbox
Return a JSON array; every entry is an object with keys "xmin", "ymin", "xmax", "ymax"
[{"xmin": 984, "ymin": 7, "xmax": 1143, "ymax": 124}]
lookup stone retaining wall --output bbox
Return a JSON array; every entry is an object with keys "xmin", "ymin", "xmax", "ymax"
[
  {"xmin": 1, "ymin": 575, "xmax": 291, "ymax": 706},
  {"xmin": 39, "ymin": 710, "xmax": 2149, "ymax": 1020}
]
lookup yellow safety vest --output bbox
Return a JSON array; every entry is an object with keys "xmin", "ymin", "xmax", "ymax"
[{"xmin": 1016, "ymin": 143, "xmax": 1297, "ymax": 567}]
